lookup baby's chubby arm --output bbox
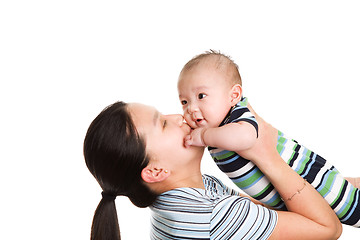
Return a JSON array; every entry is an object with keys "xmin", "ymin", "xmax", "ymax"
[{"xmin": 184, "ymin": 121, "xmax": 257, "ymax": 151}]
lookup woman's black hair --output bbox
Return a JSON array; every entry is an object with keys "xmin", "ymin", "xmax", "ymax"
[{"xmin": 84, "ymin": 101, "xmax": 158, "ymax": 240}]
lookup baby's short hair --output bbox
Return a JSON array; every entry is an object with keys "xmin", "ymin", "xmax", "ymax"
[{"xmin": 181, "ymin": 50, "xmax": 242, "ymax": 86}]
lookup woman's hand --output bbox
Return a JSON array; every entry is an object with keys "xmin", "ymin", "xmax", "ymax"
[{"xmin": 236, "ymin": 120, "xmax": 278, "ymax": 167}]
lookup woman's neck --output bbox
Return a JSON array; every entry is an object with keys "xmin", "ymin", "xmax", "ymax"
[
  {"xmin": 170, "ymin": 172, "xmax": 205, "ymax": 190},
  {"xmin": 152, "ymin": 171, "xmax": 205, "ymax": 194}
]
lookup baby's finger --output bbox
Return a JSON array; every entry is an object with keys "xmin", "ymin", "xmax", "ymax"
[{"xmin": 184, "ymin": 136, "xmax": 193, "ymax": 148}]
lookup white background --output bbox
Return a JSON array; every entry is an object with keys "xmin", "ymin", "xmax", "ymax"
[{"xmin": 1, "ymin": 1, "xmax": 359, "ymax": 239}]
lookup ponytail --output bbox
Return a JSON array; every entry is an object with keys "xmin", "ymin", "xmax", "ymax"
[
  {"xmin": 91, "ymin": 198, "xmax": 120, "ymax": 240},
  {"xmin": 84, "ymin": 102, "xmax": 158, "ymax": 240}
]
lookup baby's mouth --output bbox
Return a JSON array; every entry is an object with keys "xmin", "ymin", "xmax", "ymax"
[
  {"xmin": 195, "ymin": 118, "xmax": 205, "ymax": 126},
  {"xmin": 191, "ymin": 112, "xmax": 205, "ymax": 127}
]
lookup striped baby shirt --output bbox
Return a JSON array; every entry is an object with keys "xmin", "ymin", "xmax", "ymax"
[
  {"xmin": 150, "ymin": 174, "xmax": 277, "ymax": 239},
  {"xmin": 209, "ymin": 97, "xmax": 360, "ymax": 227}
]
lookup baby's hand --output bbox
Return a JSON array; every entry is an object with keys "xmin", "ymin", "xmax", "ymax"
[{"xmin": 184, "ymin": 128, "xmax": 206, "ymax": 148}]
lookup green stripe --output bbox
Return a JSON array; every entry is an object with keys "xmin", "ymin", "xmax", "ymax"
[
  {"xmin": 278, "ymin": 136, "xmax": 286, "ymax": 145},
  {"xmin": 330, "ymin": 180, "xmax": 346, "ymax": 207},
  {"xmin": 338, "ymin": 187, "xmax": 356, "ymax": 218},
  {"xmin": 239, "ymin": 97, "xmax": 248, "ymax": 107},
  {"xmin": 276, "ymin": 144, "xmax": 284, "ymax": 154},
  {"xmin": 295, "ymin": 150, "xmax": 311, "ymax": 175},
  {"xmin": 253, "ymin": 183, "xmax": 272, "ymax": 198},
  {"xmin": 235, "ymin": 169, "xmax": 263, "ymax": 189},
  {"xmin": 268, "ymin": 196, "xmax": 283, "ymax": 207},
  {"xmin": 319, "ymin": 171, "xmax": 337, "ymax": 197},
  {"xmin": 288, "ymin": 149, "xmax": 297, "ymax": 165},
  {"xmin": 252, "ymin": 183, "xmax": 283, "ymax": 207},
  {"xmin": 276, "ymin": 130, "xmax": 286, "ymax": 154},
  {"xmin": 215, "ymin": 151, "xmax": 235, "ymax": 160}
]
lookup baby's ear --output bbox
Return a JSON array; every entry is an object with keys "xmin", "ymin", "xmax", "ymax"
[
  {"xmin": 141, "ymin": 164, "xmax": 170, "ymax": 183},
  {"xmin": 230, "ymin": 84, "xmax": 242, "ymax": 106}
]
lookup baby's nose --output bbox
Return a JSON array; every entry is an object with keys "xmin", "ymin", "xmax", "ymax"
[
  {"xmin": 192, "ymin": 111, "xmax": 202, "ymax": 120},
  {"xmin": 187, "ymin": 103, "xmax": 199, "ymax": 113}
]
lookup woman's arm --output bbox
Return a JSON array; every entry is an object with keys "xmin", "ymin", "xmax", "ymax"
[
  {"xmin": 263, "ymin": 151, "xmax": 341, "ymax": 239},
  {"xmin": 239, "ymin": 120, "xmax": 342, "ymax": 240}
]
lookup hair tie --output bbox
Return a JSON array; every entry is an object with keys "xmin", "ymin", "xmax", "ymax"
[{"xmin": 101, "ymin": 191, "xmax": 117, "ymax": 201}]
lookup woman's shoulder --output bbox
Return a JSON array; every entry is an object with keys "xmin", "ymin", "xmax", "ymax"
[
  {"xmin": 149, "ymin": 184, "xmax": 215, "ymax": 239},
  {"xmin": 151, "ymin": 175, "xmax": 230, "ymax": 209},
  {"xmin": 155, "ymin": 187, "xmax": 209, "ymax": 202},
  {"xmin": 150, "ymin": 175, "xmax": 277, "ymax": 239},
  {"xmin": 150, "ymin": 186, "xmax": 215, "ymax": 222}
]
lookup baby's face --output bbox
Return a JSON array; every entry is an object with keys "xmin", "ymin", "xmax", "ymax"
[{"xmin": 177, "ymin": 64, "xmax": 234, "ymax": 129}]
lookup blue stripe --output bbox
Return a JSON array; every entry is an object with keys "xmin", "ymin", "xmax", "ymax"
[
  {"xmin": 262, "ymin": 193, "xmax": 281, "ymax": 208},
  {"xmin": 317, "ymin": 171, "xmax": 333, "ymax": 198},
  {"xmin": 232, "ymin": 168, "xmax": 263, "ymax": 189},
  {"xmin": 340, "ymin": 187, "xmax": 359, "ymax": 222},
  {"xmin": 213, "ymin": 154, "xmax": 239, "ymax": 166},
  {"xmin": 300, "ymin": 157, "xmax": 315, "ymax": 178},
  {"xmin": 336, "ymin": 186, "xmax": 355, "ymax": 216}
]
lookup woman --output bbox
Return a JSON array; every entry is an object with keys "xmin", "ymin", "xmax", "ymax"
[{"xmin": 84, "ymin": 101, "xmax": 342, "ymax": 239}]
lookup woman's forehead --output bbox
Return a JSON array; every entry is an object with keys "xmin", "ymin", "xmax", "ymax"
[
  {"xmin": 128, "ymin": 103, "xmax": 159, "ymax": 129},
  {"xmin": 128, "ymin": 103, "xmax": 156, "ymax": 115}
]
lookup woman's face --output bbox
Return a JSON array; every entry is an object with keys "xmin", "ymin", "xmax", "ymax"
[{"xmin": 128, "ymin": 103, "xmax": 204, "ymax": 171}]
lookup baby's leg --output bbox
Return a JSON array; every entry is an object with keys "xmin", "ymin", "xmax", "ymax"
[
  {"xmin": 345, "ymin": 177, "xmax": 360, "ymax": 188},
  {"xmin": 278, "ymin": 130, "xmax": 360, "ymax": 227}
]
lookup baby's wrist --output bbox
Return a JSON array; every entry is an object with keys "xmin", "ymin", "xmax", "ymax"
[{"xmin": 201, "ymin": 128, "xmax": 208, "ymax": 146}]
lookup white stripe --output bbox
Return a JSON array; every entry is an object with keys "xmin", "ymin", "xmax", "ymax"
[
  {"xmin": 311, "ymin": 166, "xmax": 328, "ymax": 188},
  {"xmin": 332, "ymin": 183, "xmax": 352, "ymax": 214},
  {"xmin": 239, "ymin": 111, "xmax": 254, "ymax": 119},
  {"xmin": 279, "ymin": 140, "xmax": 297, "ymax": 162},
  {"xmin": 245, "ymin": 175, "xmax": 272, "ymax": 197},
  {"xmin": 226, "ymin": 161, "xmax": 255, "ymax": 178},
  {"xmin": 323, "ymin": 173, "xmax": 345, "ymax": 206}
]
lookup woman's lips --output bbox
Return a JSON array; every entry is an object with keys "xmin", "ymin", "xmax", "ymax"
[{"xmin": 182, "ymin": 122, "xmax": 192, "ymax": 133}]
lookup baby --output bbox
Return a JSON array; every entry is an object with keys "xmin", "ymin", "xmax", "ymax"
[{"xmin": 177, "ymin": 50, "xmax": 360, "ymax": 227}]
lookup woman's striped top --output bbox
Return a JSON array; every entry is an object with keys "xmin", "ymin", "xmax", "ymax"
[{"xmin": 150, "ymin": 174, "xmax": 277, "ymax": 239}]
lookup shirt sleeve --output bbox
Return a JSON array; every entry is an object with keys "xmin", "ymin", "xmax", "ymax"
[
  {"xmin": 210, "ymin": 196, "xmax": 277, "ymax": 240},
  {"xmin": 223, "ymin": 98, "xmax": 259, "ymax": 137}
]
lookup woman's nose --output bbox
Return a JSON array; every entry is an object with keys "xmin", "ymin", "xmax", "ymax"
[{"xmin": 167, "ymin": 114, "xmax": 184, "ymax": 126}]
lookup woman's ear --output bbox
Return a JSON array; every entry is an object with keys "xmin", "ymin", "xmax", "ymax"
[
  {"xmin": 230, "ymin": 84, "xmax": 242, "ymax": 106},
  {"xmin": 141, "ymin": 165, "xmax": 170, "ymax": 183}
]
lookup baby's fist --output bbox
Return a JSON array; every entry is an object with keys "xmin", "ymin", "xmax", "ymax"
[{"xmin": 184, "ymin": 128, "xmax": 206, "ymax": 147}]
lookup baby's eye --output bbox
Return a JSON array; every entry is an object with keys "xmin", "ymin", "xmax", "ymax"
[
  {"xmin": 198, "ymin": 93, "xmax": 207, "ymax": 99},
  {"xmin": 181, "ymin": 100, "xmax": 187, "ymax": 105},
  {"xmin": 163, "ymin": 120, "xmax": 167, "ymax": 129}
]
